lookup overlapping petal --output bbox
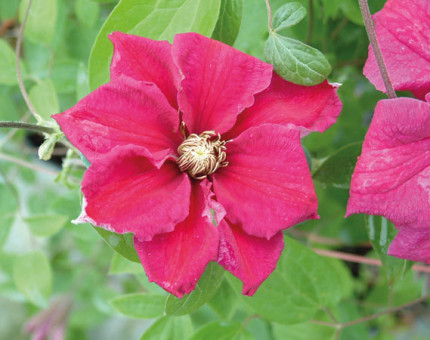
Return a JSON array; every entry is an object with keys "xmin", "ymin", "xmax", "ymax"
[
  {"xmin": 224, "ymin": 74, "xmax": 342, "ymax": 139},
  {"xmin": 213, "ymin": 124, "xmax": 318, "ymax": 239},
  {"xmin": 109, "ymin": 31, "xmax": 180, "ymax": 107},
  {"xmin": 134, "ymin": 180, "xmax": 219, "ymax": 298},
  {"xmin": 80, "ymin": 146, "xmax": 191, "ymax": 241},
  {"xmin": 388, "ymin": 226, "xmax": 430, "ymax": 263},
  {"xmin": 217, "ymin": 220, "xmax": 284, "ymax": 296},
  {"xmin": 347, "ymin": 97, "xmax": 430, "ymax": 229},
  {"xmin": 54, "ymin": 79, "xmax": 181, "ymax": 162},
  {"xmin": 172, "ymin": 32, "xmax": 273, "ymax": 135},
  {"xmin": 364, "ymin": 0, "xmax": 430, "ymax": 99}
]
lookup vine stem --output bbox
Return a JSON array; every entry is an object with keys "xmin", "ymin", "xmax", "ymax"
[
  {"xmin": 0, "ymin": 121, "xmax": 54, "ymax": 134},
  {"xmin": 312, "ymin": 294, "xmax": 430, "ymax": 329},
  {"xmin": 358, "ymin": 0, "xmax": 396, "ymax": 99},
  {"xmin": 314, "ymin": 248, "xmax": 430, "ymax": 274},
  {"xmin": 264, "ymin": 0, "xmax": 274, "ymax": 33},
  {"xmin": 15, "ymin": 0, "xmax": 42, "ymax": 121}
]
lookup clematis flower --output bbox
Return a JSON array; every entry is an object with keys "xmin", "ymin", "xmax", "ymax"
[
  {"xmin": 347, "ymin": 95, "xmax": 430, "ymax": 263},
  {"xmin": 364, "ymin": 0, "xmax": 430, "ymax": 99},
  {"xmin": 54, "ymin": 32, "xmax": 342, "ymax": 297}
]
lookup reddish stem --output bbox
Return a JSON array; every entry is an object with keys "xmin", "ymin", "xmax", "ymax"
[{"xmin": 358, "ymin": 0, "xmax": 396, "ymax": 99}]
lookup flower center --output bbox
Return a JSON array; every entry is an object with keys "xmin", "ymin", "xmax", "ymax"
[{"xmin": 177, "ymin": 130, "xmax": 229, "ymax": 179}]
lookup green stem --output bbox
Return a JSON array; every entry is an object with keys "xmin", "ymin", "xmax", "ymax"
[
  {"xmin": 358, "ymin": 0, "xmax": 396, "ymax": 99},
  {"xmin": 264, "ymin": 0, "xmax": 274, "ymax": 33},
  {"xmin": 0, "ymin": 121, "xmax": 54, "ymax": 134},
  {"xmin": 311, "ymin": 294, "xmax": 430, "ymax": 329},
  {"xmin": 15, "ymin": 0, "xmax": 42, "ymax": 121}
]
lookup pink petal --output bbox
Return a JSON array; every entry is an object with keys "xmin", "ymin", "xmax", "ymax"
[
  {"xmin": 80, "ymin": 146, "xmax": 191, "ymax": 241},
  {"xmin": 109, "ymin": 32, "xmax": 180, "ymax": 108},
  {"xmin": 213, "ymin": 124, "xmax": 318, "ymax": 239},
  {"xmin": 53, "ymin": 79, "xmax": 181, "ymax": 163},
  {"xmin": 364, "ymin": 0, "xmax": 430, "ymax": 99},
  {"xmin": 224, "ymin": 74, "xmax": 342, "ymax": 139},
  {"xmin": 172, "ymin": 32, "xmax": 273, "ymax": 135},
  {"xmin": 217, "ymin": 220, "xmax": 284, "ymax": 296},
  {"xmin": 388, "ymin": 226, "xmax": 430, "ymax": 263},
  {"xmin": 134, "ymin": 180, "xmax": 219, "ymax": 298},
  {"xmin": 347, "ymin": 97, "xmax": 430, "ymax": 229}
]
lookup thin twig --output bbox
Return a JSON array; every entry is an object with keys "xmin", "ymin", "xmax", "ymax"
[
  {"xmin": 264, "ymin": 0, "xmax": 273, "ymax": 32},
  {"xmin": 0, "ymin": 152, "xmax": 58, "ymax": 176},
  {"xmin": 0, "ymin": 121, "xmax": 54, "ymax": 134},
  {"xmin": 314, "ymin": 248, "xmax": 430, "ymax": 274},
  {"xmin": 312, "ymin": 294, "xmax": 430, "ymax": 329},
  {"xmin": 358, "ymin": 0, "xmax": 396, "ymax": 99},
  {"xmin": 342, "ymin": 294, "xmax": 430, "ymax": 327},
  {"xmin": 15, "ymin": 0, "xmax": 42, "ymax": 121}
]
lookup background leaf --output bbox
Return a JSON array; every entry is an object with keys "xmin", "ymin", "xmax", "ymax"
[
  {"xmin": 227, "ymin": 237, "xmax": 343, "ymax": 324},
  {"xmin": 110, "ymin": 293, "xmax": 166, "ymax": 318},
  {"xmin": 272, "ymin": 2, "xmax": 306, "ymax": 32},
  {"xmin": 264, "ymin": 33, "xmax": 331, "ymax": 86},
  {"xmin": 94, "ymin": 227, "xmax": 140, "ymax": 263},
  {"xmin": 24, "ymin": 214, "xmax": 68, "ymax": 237},
  {"xmin": 89, "ymin": 0, "xmax": 221, "ymax": 90},
  {"xmin": 365, "ymin": 216, "xmax": 412, "ymax": 285},
  {"xmin": 19, "ymin": 0, "xmax": 57, "ymax": 45},
  {"xmin": 140, "ymin": 316, "xmax": 193, "ymax": 340},
  {"xmin": 28, "ymin": 79, "xmax": 60, "ymax": 120},
  {"xmin": 212, "ymin": 0, "xmax": 243, "ymax": 46},
  {"xmin": 165, "ymin": 262, "xmax": 224, "ymax": 316},
  {"xmin": 273, "ymin": 322, "xmax": 336, "ymax": 340},
  {"xmin": 13, "ymin": 251, "xmax": 52, "ymax": 307},
  {"xmin": 313, "ymin": 142, "xmax": 363, "ymax": 189},
  {"xmin": 0, "ymin": 40, "xmax": 25, "ymax": 85}
]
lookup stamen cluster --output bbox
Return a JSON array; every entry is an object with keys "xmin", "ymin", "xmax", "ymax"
[{"xmin": 177, "ymin": 130, "xmax": 228, "ymax": 179}]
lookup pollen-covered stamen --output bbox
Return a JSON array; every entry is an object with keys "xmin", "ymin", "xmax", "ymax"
[{"xmin": 177, "ymin": 130, "xmax": 229, "ymax": 179}]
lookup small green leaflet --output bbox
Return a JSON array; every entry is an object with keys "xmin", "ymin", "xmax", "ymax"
[
  {"xmin": 272, "ymin": 2, "xmax": 307, "ymax": 32},
  {"xmin": 110, "ymin": 293, "xmax": 166, "ymax": 318},
  {"xmin": 212, "ymin": 0, "xmax": 243, "ymax": 46},
  {"xmin": 265, "ymin": 34, "xmax": 332, "ymax": 86}
]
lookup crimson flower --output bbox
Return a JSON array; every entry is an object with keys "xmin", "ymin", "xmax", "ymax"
[
  {"xmin": 364, "ymin": 0, "xmax": 430, "ymax": 99},
  {"xmin": 349, "ymin": 0, "xmax": 430, "ymax": 263},
  {"xmin": 347, "ymin": 95, "xmax": 430, "ymax": 263},
  {"xmin": 54, "ymin": 32, "xmax": 341, "ymax": 297}
]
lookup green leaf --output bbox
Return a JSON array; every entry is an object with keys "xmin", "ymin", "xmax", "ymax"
[
  {"xmin": 89, "ymin": 0, "xmax": 221, "ymax": 90},
  {"xmin": 340, "ymin": 0, "xmax": 363, "ymax": 26},
  {"xmin": 29, "ymin": 79, "xmax": 59, "ymax": 120},
  {"xmin": 0, "ymin": 39, "xmax": 25, "ymax": 85},
  {"xmin": 208, "ymin": 280, "xmax": 238, "ymax": 319},
  {"xmin": 189, "ymin": 321, "xmax": 244, "ymax": 340},
  {"xmin": 52, "ymin": 60, "xmax": 79, "ymax": 93},
  {"xmin": 264, "ymin": 33, "xmax": 331, "ymax": 86},
  {"xmin": 273, "ymin": 322, "xmax": 336, "ymax": 340},
  {"xmin": 13, "ymin": 251, "xmax": 52, "ymax": 307},
  {"xmin": 109, "ymin": 252, "xmax": 144, "ymax": 275},
  {"xmin": 227, "ymin": 237, "xmax": 343, "ymax": 324},
  {"xmin": 94, "ymin": 227, "xmax": 140, "ymax": 263},
  {"xmin": 365, "ymin": 216, "xmax": 413, "ymax": 285},
  {"xmin": 165, "ymin": 262, "xmax": 224, "ymax": 316},
  {"xmin": 76, "ymin": 63, "xmax": 90, "ymax": 101},
  {"xmin": 211, "ymin": 0, "xmax": 243, "ymax": 46},
  {"xmin": 0, "ymin": 0, "xmax": 19, "ymax": 19},
  {"xmin": 140, "ymin": 316, "xmax": 193, "ymax": 340},
  {"xmin": 272, "ymin": 2, "xmax": 306, "ymax": 32},
  {"xmin": 24, "ymin": 214, "xmax": 68, "ymax": 237},
  {"xmin": 75, "ymin": 0, "xmax": 100, "ymax": 28},
  {"xmin": 110, "ymin": 293, "xmax": 166, "ymax": 318},
  {"xmin": 313, "ymin": 142, "xmax": 363, "ymax": 189},
  {"xmin": 19, "ymin": 0, "xmax": 57, "ymax": 45}
]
